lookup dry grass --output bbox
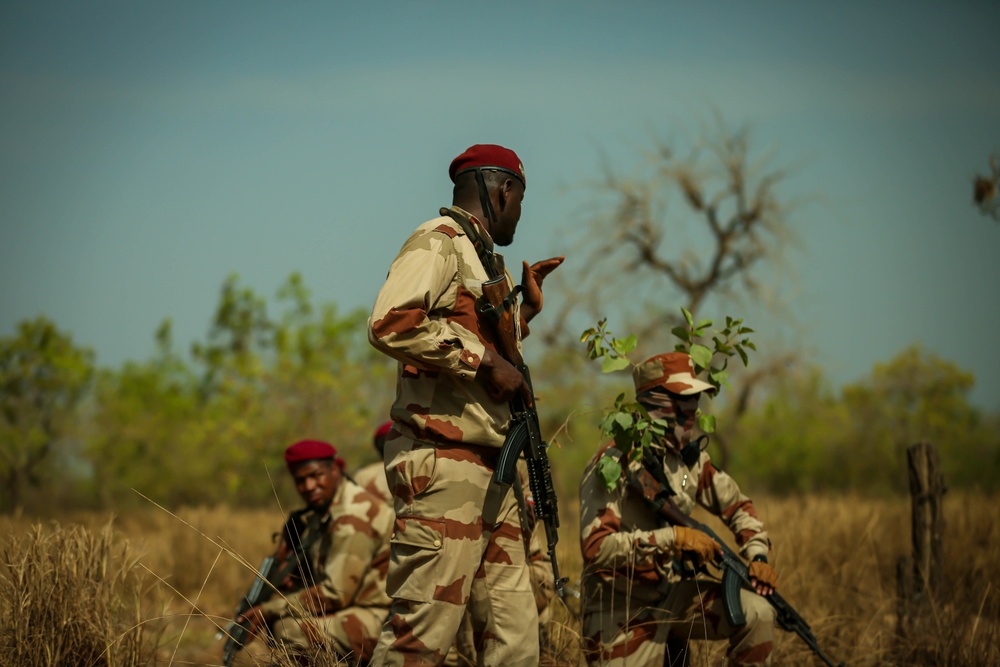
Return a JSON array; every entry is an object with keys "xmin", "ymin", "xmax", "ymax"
[
  {"xmin": 2, "ymin": 493, "xmax": 997, "ymax": 666},
  {"xmin": 0, "ymin": 521, "xmax": 156, "ymax": 667}
]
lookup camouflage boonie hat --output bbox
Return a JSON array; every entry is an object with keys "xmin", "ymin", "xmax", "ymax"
[{"xmin": 633, "ymin": 352, "xmax": 715, "ymax": 395}]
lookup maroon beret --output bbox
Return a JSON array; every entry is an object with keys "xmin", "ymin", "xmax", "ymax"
[
  {"xmin": 284, "ymin": 439, "xmax": 344, "ymax": 470},
  {"xmin": 374, "ymin": 421, "xmax": 393, "ymax": 441},
  {"xmin": 449, "ymin": 144, "xmax": 525, "ymax": 187}
]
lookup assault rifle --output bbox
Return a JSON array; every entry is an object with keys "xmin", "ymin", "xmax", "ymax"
[
  {"xmin": 629, "ymin": 464, "xmax": 845, "ymax": 667},
  {"xmin": 479, "ymin": 273, "xmax": 568, "ymax": 598},
  {"xmin": 218, "ymin": 510, "xmax": 324, "ymax": 667}
]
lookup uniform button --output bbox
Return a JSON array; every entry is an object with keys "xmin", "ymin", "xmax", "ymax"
[{"xmin": 433, "ymin": 539, "xmax": 441, "ymax": 547}]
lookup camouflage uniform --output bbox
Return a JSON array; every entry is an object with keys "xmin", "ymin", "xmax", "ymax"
[
  {"xmin": 453, "ymin": 463, "xmax": 558, "ymax": 664},
  {"xmin": 579, "ymin": 441, "xmax": 775, "ymax": 667},
  {"xmin": 259, "ymin": 478, "xmax": 393, "ymax": 664},
  {"xmin": 368, "ymin": 206, "xmax": 538, "ymax": 666},
  {"xmin": 354, "ymin": 461, "xmax": 391, "ymax": 503}
]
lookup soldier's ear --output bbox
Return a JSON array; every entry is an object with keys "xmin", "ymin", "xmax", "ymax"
[{"xmin": 498, "ymin": 178, "xmax": 514, "ymax": 210}]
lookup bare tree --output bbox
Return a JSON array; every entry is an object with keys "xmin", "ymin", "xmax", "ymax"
[
  {"xmin": 546, "ymin": 116, "xmax": 798, "ymax": 347},
  {"xmin": 544, "ymin": 115, "xmax": 802, "ymax": 466}
]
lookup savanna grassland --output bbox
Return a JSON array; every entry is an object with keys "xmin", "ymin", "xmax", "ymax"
[{"xmin": 2, "ymin": 493, "xmax": 998, "ymax": 667}]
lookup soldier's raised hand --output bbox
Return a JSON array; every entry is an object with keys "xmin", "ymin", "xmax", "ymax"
[{"xmin": 520, "ymin": 256, "xmax": 564, "ymax": 322}]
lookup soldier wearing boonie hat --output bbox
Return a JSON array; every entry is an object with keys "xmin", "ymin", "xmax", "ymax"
[
  {"xmin": 368, "ymin": 144, "xmax": 564, "ymax": 666},
  {"xmin": 231, "ymin": 439, "xmax": 392, "ymax": 664},
  {"xmin": 579, "ymin": 352, "xmax": 780, "ymax": 667}
]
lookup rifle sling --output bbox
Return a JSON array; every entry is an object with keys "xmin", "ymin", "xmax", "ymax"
[{"xmin": 441, "ymin": 208, "xmax": 503, "ymax": 280}]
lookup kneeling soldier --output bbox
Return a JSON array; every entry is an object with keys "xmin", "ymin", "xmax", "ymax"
[
  {"xmin": 235, "ymin": 440, "xmax": 392, "ymax": 665},
  {"xmin": 580, "ymin": 353, "xmax": 779, "ymax": 667}
]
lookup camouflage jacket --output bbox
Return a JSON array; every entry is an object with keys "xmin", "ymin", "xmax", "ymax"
[
  {"xmin": 368, "ymin": 206, "xmax": 525, "ymax": 449},
  {"xmin": 259, "ymin": 478, "xmax": 392, "ymax": 618},
  {"xmin": 579, "ymin": 441, "xmax": 770, "ymax": 611},
  {"xmin": 352, "ymin": 461, "xmax": 390, "ymax": 503}
]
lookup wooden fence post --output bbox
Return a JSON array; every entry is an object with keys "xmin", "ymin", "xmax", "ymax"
[
  {"xmin": 906, "ymin": 442, "xmax": 946, "ymax": 598},
  {"xmin": 897, "ymin": 442, "xmax": 946, "ymax": 638}
]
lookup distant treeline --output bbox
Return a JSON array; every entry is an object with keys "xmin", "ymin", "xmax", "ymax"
[{"xmin": 2, "ymin": 273, "xmax": 998, "ymax": 514}]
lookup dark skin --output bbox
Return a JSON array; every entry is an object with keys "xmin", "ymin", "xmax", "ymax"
[
  {"xmin": 643, "ymin": 392, "xmax": 776, "ymax": 597},
  {"xmin": 453, "ymin": 171, "xmax": 565, "ymax": 402},
  {"xmin": 235, "ymin": 460, "xmax": 342, "ymax": 640}
]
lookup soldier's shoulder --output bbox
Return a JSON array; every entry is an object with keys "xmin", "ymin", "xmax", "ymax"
[
  {"xmin": 342, "ymin": 479, "xmax": 391, "ymax": 512},
  {"xmin": 414, "ymin": 214, "xmax": 464, "ymax": 239}
]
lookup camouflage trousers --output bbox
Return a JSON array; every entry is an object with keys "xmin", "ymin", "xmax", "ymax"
[
  {"xmin": 371, "ymin": 435, "xmax": 539, "ymax": 667},
  {"xmin": 583, "ymin": 580, "xmax": 775, "ymax": 667},
  {"xmin": 270, "ymin": 605, "xmax": 388, "ymax": 665}
]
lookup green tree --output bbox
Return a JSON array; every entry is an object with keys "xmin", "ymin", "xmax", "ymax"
[
  {"xmin": 87, "ymin": 273, "xmax": 395, "ymax": 508},
  {"xmin": 726, "ymin": 346, "xmax": 999, "ymax": 494},
  {"xmin": 0, "ymin": 318, "xmax": 93, "ymax": 513},
  {"xmin": 839, "ymin": 345, "xmax": 995, "ymax": 492}
]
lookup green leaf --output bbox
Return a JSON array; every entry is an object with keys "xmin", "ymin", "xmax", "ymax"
[
  {"xmin": 745, "ymin": 341, "xmax": 757, "ymax": 351},
  {"xmin": 614, "ymin": 411, "xmax": 635, "ymax": 430},
  {"xmin": 614, "ymin": 334, "xmax": 638, "ymax": 355},
  {"xmin": 696, "ymin": 319, "xmax": 713, "ymax": 330},
  {"xmin": 739, "ymin": 327, "xmax": 755, "ymax": 334},
  {"xmin": 640, "ymin": 430, "xmax": 653, "ymax": 449},
  {"xmin": 596, "ymin": 455, "xmax": 623, "ymax": 491},
  {"xmin": 737, "ymin": 345, "xmax": 749, "ymax": 367},
  {"xmin": 698, "ymin": 414, "xmax": 717, "ymax": 433},
  {"xmin": 682, "ymin": 307, "xmax": 694, "ymax": 327},
  {"xmin": 671, "ymin": 326, "xmax": 691, "ymax": 343},
  {"xmin": 710, "ymin": 369, "xmax": 729, "ymax": 386},
  {"xmin": 690, "ymin": 344, "xmax": 713, "ymax": 370},
  {"xmin": 601, "ymin": 356, "xmax": 631, "ymax": 373}
]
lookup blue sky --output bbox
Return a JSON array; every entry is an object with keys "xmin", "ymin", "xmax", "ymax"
[{"xmin": 2, "ymin": 1, "xmax": 999, "ymax": 410}]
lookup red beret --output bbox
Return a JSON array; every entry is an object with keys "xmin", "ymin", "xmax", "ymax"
[
  {"xmin": 449, "ymin": 144, "xmax": 525, "ymax": 188},
  {"xmin": 374, "ymin": 421, "xmax": 393, "ymax": 440},
  {"xmin": 284, "ymin": 440, "xmax": 344, "ymax": 470}
]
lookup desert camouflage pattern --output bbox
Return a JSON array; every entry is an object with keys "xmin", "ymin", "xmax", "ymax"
[
  {"xmin": 359, "ymin": 451, "xmax": 555, "ymax": 666},
  {"xmin": 368, "ymin": 206, "xmax": 524, "ymax": 450},
  {"xmin": 354, "ymin": 461, "xmax": 391, "ymax": 503},
  {"xmin": 259, "ymin": 478, "xmax": 392, "ymax": 663},
  {"xmin": 632, "ymin": 352, "xmax": 714, "ymax": 396},
  {"xmin": 371, "ymin": 430, "xmax": 538, "ymax": 666},
  {"xmin": 579, "ymin": 442, "xmax": 774, "ymax": 666}
]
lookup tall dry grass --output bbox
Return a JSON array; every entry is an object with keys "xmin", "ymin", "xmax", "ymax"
[
  {"xmin": 0, "ymin": 521, "xmax": 156, "ymax": 667},
  {"xmin": 2, "ymin": 493, "xmax": 997, "ymax": 666}
]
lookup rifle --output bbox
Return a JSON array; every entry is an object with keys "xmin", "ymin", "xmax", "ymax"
[
  {"xmin": 218, "ymin": 510, "xmax": 325, "ymax": 667},
  {"xmin": 478, "ymin": 273, "xmax": 568, "ymax": 598},
  {"xmin": 629, "ymin": 463, "xmax": 845, "ymax": 667}
]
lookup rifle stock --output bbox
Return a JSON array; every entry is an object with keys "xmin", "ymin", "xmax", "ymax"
[
  {"xmin": 479, "ymin": 274, "xmax": 568, "ymax": 598},
  {"xmin": 629, "ymin": 467, "xmax": 845, "ymax": 667}
]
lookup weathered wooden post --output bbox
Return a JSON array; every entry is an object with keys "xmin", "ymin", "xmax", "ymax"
[
  {"xmin": 897, "ymin": 442, "xmax": 946, "ymax": 637},
  {"xmin": 907, "ymin": 442, "xmax": 946, "ymax": 597}
]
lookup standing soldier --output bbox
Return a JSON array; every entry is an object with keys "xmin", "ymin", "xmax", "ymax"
[
  {"xmin": 233, "ymin": 440, "xmax": 393, "ymax": 665},
  {"xmin": 579, "ymin": 353, "xmax": 779, "ymax": 667},
  {"xmin": 354, "ymin": 421, "xmax": 393, "ymax": 502},
  {"xmin": 368, "ymin": 144, "xmax": 563, "ymax": 666}
]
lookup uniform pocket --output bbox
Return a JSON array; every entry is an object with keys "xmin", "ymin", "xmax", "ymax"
[
  {"xmin": 384, "ymin": 440, "xmax": 439, "ymax": 508},
  {"xmin": 386, "ymin": 515, "xmax": 446, "ymax": 602}
]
